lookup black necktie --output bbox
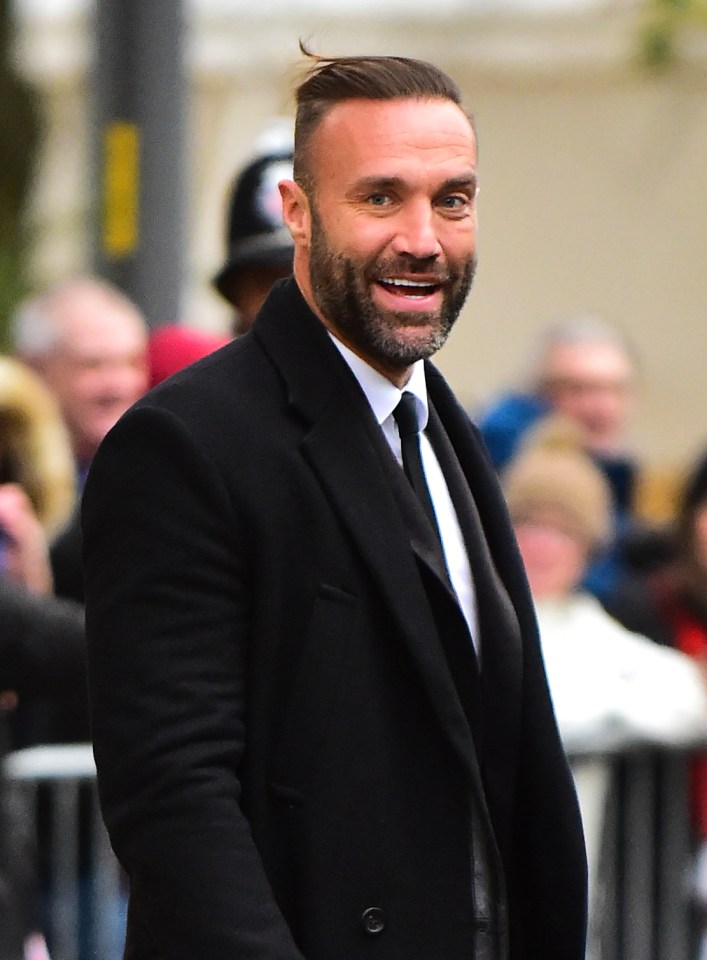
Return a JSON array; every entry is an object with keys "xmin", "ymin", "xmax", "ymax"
[{"xmin": 393, "ymin": 392, "xmax": 443, "ymax": 545}]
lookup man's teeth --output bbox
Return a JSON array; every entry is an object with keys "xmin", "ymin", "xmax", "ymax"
[{"xmin": 382, "ymin": 278, "xmax": 437, "ymax": 288}]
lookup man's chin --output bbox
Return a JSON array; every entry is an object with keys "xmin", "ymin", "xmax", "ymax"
[
  {"xmin": 386, "ymin": 313, "xmax": 452, "ymax": 351},
  {"xmin": 373, "ymin": 328, "xmax": 451, "ymax": 368}
]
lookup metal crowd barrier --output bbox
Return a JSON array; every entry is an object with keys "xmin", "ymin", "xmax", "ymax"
[
  {"xmin": 4, "ymin": 744, "xmax": 124, "ymax": 960},
  {"xmin": 3, "ymin": 741, "xmax": 705, "ymax": 960},
  {"xmin": 618, "ymin": 749, "xmax": 696, "ymax": 960},
  {"xmin": 569, "ymin": 742, "xmax": 704, "ymax": 960}
]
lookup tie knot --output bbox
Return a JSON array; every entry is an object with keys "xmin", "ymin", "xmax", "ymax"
[{"xmin": 393, "ymin": 391, "xmax": 420, "ymax": 439}]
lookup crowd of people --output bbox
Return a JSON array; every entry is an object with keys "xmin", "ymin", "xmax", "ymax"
[
  {"xmin": 480, "ymin": 319, "xmax": 707, "ymax": 957},
  {"xmin": 0, "ymin": 58, "xmax": 705, "ymax": 960}
]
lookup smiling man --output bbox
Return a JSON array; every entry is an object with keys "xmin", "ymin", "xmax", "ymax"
[
  {"xmin": 83, "ymin": 51, "xmax": 587, "ymax": 960},
  {"xmin": 283, "ymin": 94, "xmax": 477, "ymax": 379}
]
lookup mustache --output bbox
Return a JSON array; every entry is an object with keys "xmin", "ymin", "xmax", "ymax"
[{"xmin": 368, "ymin": 255, "xmax": 452, "ymax": 282}]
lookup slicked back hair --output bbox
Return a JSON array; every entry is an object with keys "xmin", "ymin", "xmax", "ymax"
[{"xmin": 293, "ymin": 48, "xmax": 473, "ymax": 195}]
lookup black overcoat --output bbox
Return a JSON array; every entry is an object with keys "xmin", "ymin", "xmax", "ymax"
[{"xmin": 83, "ymin": 278, "xmax": 587, "ymax": 960}]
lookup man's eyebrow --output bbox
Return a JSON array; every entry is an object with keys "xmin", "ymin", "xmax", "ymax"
[
  {"xmin": 349, "ymin": 176, "xmax": 407, "ymax": 194},
  {"xmin": 436, "ymin": 175, "xmax": 478, "ymax": 194},
  {"xmin": 349, "ymin": 174, "xmax": 478, "ymax": 194}
]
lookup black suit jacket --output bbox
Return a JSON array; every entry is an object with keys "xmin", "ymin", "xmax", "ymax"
[{"xmin": 83, "ymin": 278, "xmax": 586, "ymax": 960}]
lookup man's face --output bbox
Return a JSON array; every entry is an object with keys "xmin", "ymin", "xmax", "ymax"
[
  {"xmin": 540, "ymin": 341, "xmax": 635, "ymax": 456},
  {"xmin": 37, "ymin": 290, "xmax": 148, "ymax": 464},
  {"xmin": 285, "ymin": 97, "xmax": 478, "ymax": 381}
]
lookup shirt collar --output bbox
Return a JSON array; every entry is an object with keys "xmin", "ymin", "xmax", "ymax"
[{"xmin": 329, "ymin": 334, "xmax": 428, "ymax": 430}]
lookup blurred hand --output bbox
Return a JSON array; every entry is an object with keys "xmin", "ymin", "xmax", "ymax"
[{"xmin": 0, "ymin": 483, "xmax": 53, "ymax": 594}]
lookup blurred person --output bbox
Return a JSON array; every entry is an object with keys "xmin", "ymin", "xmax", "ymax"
[
  {"xmin": 0, "ymin": 358, "xmax": 87, "ymax": 960},
  {"xmin": 479, "ymin": 315, "xmax": 641, "ymax": 601},
  {"xmin": 0, "ymin": 495, "xmax": 86, "ymax": 960},
  {"xmin": 0, "ymin": 552, "xmax": 86, "ymax": 960},
  {"xmin": 212, "ymin": 149, "xmax": 295, "ymax": 336},
  {"xmin": 0, "ymin": 357, "xmax": 75, "ymax": 545},
  {"xmin": 502, "ymin": 421, "xmax": 707, "ymax": 958},
  {"xmin": 608, "ymin": 447, "xmax": 707, "ymax": 671},
  {"xmin": 480, "ymin": 314, "xmax": 636, "ymax": 470},
  {"xmin": 11, "ymin": 276, "xmax": 149, "ymax": 488},
  {"xmin": 11, "ymin": 278, "xmax": 149, "ymax": 604},
  {"xmin": 83, "ymin": 51, "xmax": 587, "ymax": 960},
  {"xmin": 0, "ymin": 355, "xmax": 87, "ymax": 745},
  {"xmin": 607, "ymin": 449, "xmax": 707, "ymax": 955}
]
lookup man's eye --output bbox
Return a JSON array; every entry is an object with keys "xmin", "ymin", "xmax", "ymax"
[
  {"xmin": 367, "ymin": 194, "xmax": 391, "ymax": 207},
  {"xmin": 440, "ymin": 195, "xmax": 469, "ymax": 210}
]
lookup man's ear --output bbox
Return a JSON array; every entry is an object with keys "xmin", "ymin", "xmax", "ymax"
[{"xmin": 279, "ymin": 180, "xmax": 311, "ymax": 247}]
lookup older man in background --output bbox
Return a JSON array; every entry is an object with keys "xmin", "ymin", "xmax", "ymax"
[
  {"xmin": 479, "ymin": 315, "xmax": 641, "ymax": 600},
  {"xmin": 12, "ymin": 277, "xmax": 149, "ymax": 489},
  {"xmin": 12, "ymin": 277, "xmax": 149, "ymax": 605},
  {"xmin": 12, "ymin": 277, "xmax": 149, "ymax": 601}
]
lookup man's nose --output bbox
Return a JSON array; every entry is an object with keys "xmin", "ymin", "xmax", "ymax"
[{"xmin": 390, "ymin": 201, "xmax": 442, "ymax": 261}]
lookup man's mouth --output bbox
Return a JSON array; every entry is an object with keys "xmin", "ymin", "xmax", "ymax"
[{"xmin": 376, "ymin": 277, "xmax": 445, "ymax": 300}]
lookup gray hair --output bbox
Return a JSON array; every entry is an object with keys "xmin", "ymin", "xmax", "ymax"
[
  {"xmin": 12, "ymin": 276, "xmax": 146, "ymax": 358},
  {"xmin": 525, "ymin": 313, "xmax": 637, "ymax": 391}
]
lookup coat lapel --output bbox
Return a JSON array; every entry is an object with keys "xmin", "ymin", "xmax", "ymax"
[
  {"xmin": 426, "ymin": 363, "xmax": 525, "ymax": 848},
  {"xmin": 253, "ymin": 280, "xmax": 479, "ymax": 775}
]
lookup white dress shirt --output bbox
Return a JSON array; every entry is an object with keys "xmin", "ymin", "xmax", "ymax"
[{"xmin": 329, "ymin": 335, "xmax": 479, "ymax": 654}]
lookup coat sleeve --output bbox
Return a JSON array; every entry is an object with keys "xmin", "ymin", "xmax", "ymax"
[{"xmin": 82, "ymin": 403, "xmax": 305, "ymax": 960}]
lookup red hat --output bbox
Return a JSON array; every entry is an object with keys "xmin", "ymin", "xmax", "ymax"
[{"xmin": 148, "ymin": 324, "xmax": 230, "ymax": 388}]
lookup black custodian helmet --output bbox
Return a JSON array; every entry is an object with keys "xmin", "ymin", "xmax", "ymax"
[{"xmin": 213, "ymin": 151, "xmax": 295, "ymax": 304}]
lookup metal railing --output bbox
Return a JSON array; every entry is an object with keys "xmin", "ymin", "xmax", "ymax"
[
  {"xmin": 594, "ymin": 749, "xmax": 698, "ymax": 960},
  {"xmin": 4, "ymin": 745, "xmax": 124, "ymax": 960},
  {"xmin": 4, "ymin": 741, "xmax": 705, "ymax": 960}
]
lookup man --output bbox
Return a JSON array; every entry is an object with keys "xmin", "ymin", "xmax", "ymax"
[
  {"xmin": 83, "ymin": 52, "xmax": 587, "ymax": 960},
  {"xmin": 12, "ymin": 277, "xmax": 149, "ymax": 603},
  {"xmin": 533, "ymin": 318, "xmax": 635, "ymax": 459},
  {"xmin": 479, "ymin": 314, "xmax": 636, "ymax": 480},
  {"xmin": 12, "ymin": 276, "xmax": 149, "ymax": 487},
  {"xmin": 480, "ymin": 314, "xmax": 636, "ymax": 480},
  {"xmin": 213, "ymin": 149, "xmax": 295, "ymax": 335},
  {"xmin": 479, "ymin": 315, "xmax": 640, "ymax": 600}
]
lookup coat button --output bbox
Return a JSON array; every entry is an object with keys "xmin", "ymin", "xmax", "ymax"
[{"xmin": 361, "ymin": 906, "xmax": 386, "ymax": 935}]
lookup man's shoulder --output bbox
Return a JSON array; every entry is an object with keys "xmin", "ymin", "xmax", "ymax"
[
  {"xmin": 135, "ymin": 332, "xmax": 275, "ymax": 423},
  {"xmin": 89, "ymin": 332, "xmax": 284, "ymax": 481}
]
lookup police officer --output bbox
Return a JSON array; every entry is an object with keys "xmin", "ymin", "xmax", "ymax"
[{"xmin": 213, "ymin": 151, "xmax": 295, "ymax": 336}]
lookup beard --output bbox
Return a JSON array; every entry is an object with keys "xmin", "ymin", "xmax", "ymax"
[{"xmin": 308, "ymin": 207, "xmax": 476, "ymax": 372}]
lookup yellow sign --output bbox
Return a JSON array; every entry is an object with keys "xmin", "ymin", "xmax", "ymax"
[{"xmin": 102, "ymin": 122, "xmax": 140, "ymax": 258}]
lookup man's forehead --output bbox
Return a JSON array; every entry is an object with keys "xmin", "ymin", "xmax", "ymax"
[
  {"xmin": 56, "ymin": 297, "xmax": 143, "ymax": 337},
  {"xmin": 546, "ymin": 341, "xmax": 633, "ymax": 380},
  {"xmin": 55, "ymin": 309, "xmax": 146, "ymax": 356},
  {"xmin": 312, "ymin": 97, "xmax": 476, "ymax": 168}
]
